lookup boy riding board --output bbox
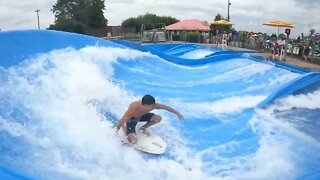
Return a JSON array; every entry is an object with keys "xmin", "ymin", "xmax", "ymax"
[{"xmin": 115, "ymin": 95, "xmax": 184, "ymax": 144}]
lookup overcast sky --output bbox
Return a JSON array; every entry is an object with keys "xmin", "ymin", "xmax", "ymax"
[{"xmin": 1, "ymin": 0, "xmax": 319, "ymax": 38}]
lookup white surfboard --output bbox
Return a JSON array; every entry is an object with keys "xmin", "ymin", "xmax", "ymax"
[{"xmin": 117, "ymin": 126, "xmax": 167, "ymax": 154}]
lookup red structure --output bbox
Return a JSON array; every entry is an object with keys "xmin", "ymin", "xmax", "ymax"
[{"xmin": 165, "ymin": 19, "xmax": 210, "ymax": 31}]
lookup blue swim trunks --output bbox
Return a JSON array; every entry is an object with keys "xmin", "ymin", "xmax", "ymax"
[{"xmin": 126, "ymin": 113, "xmax": 155, "ymax": 134}]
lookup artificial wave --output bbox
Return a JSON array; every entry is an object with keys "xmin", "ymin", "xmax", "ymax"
[{"xmin": 0, "ymin": 30, "xmax": 320, "ymax": 180}]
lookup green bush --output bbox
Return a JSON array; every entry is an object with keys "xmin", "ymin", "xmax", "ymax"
[
  {"xmin": 170, "ymin": 31, "xmax": 204, "ymax": 42},
  {"xmin": 172, "ymin": 34, "xmax": 180, "ymax": 41},
  {"xmin": 185, "ymin": 32, "xmax": 204, "ymax": 43}
]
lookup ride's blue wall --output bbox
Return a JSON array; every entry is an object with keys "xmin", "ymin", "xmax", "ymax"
[
  {"xmin": 111, "ymin": 40, "xmax": 243, "ymax": 65},
  {"xmin": 0, "ymin": 30, "xmax": 124, "ymax": 68}
]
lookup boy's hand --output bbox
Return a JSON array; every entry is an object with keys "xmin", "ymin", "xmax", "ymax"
[{"xmin": 177, "ymin": 113, "xmax": 184, "ymax": 121}]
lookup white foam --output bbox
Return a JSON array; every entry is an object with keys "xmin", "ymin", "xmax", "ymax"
[
  {"xmin": 180, "ymin": 49, "xmax": 215, "ymax": 59},
  {"xmin": 0, "ymin": 46, "xmax": 212, "ymax": 179},
  {"xmin": 274, "ymin": 90, "xmax": 320, "ymax": 110},
  {"xmin": 176, "ymin": 60, "xmax": 279, "ymax": 86},
  {"xmin": 0, "ymin": 45, "xmax": 318, "ymax": 179},
  {"xmin": 155, "ymin": 56, "xmax": 211, "ymax": 69},
  {"xmin": 195, "ymin": 136, "xmax": 296, "ymax": 179},
  {"xmin": 243, "ymin": 91, "xmax": 320, "ymax": 178},
  {"xmin": 253, "ymin": 90, "xmax": 320, "ymax": 146},
  {"xmin": 168, "ymin": 95, "xmax": 266, "ymax": 119},
  {"xmin": 242, "ymin": 73, "xmax": 299, "ymax": 93},
  {"xmin": 210, "ymin": 63, "xmax": 274, "ymax": 82}
]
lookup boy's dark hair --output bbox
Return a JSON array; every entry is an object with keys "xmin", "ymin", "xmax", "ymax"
[{"xmin": 141, "ymin": 95, "xmax": 156, "ymax": 105}]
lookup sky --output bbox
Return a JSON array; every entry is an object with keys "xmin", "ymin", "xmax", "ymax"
[{"xmin": 0, "ymin": 0, "xmax": 319, "ymax": 38}]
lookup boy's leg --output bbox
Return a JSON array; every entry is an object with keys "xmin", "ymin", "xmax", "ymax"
[
  {"xmin": 126, "ymin": 120, "xmax": 138, "ymax": 144},
  {"xmin": 127, "ymin": 133, "xmax": 137, "ymax": 144},
  {"xmin": 139, "ymin": 114, "xmax": 162, "ymax": 135}
]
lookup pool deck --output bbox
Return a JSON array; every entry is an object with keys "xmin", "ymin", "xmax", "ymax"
[{"xmin": 223, "ymin": 45, "xmax": 320, "ymax": 72}]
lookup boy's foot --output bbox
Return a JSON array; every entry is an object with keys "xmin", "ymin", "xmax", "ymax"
[{"xmin": 139, "ymin": 128, "xmax": 150, "ymax": 136}]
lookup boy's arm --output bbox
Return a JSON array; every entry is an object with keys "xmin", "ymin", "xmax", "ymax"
[
  {"xmin": 155, "ymin": 103, "xmax": 184, "ymax": 121},
  {"xmin": 115, "ymin": 114, "xmax": 129, "ymax": 131},
  {"xmin": 115, "ymin": 103, "xmax": 136, "ymax": 131}
]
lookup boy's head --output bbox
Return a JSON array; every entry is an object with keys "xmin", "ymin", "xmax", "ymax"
[{"xmin": 142, "ymin": 95, "xmax": 155, "ymax": 105}]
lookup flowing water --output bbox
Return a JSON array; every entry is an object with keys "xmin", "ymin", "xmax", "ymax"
[{"xmin": 0, "ymin": 46, "xmax": 319, "ymax": 179}]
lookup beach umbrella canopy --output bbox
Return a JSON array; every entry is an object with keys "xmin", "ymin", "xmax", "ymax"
[
  {"xmin": 211, "ymin": 20, "xmax": 234, "ymax": 26},
  {"xmin": 263, "ymin": 20, "xmax": 295, "ymax": 28},
  {"xmin": 165, "ymin": 19, "xmax": 210, "ymax": 31},
  {"xmin": 263, "ymin": 20, "xmax": 295, "ymax": 61}
]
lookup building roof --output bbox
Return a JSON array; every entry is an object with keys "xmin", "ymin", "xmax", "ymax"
[{"xmin": 165, "ymin": 19, "xmax": 210, "ymax": 31}]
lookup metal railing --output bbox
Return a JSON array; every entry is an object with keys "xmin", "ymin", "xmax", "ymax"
[{"xmin": 227, "ymin": 37, "xmax": 320, "ymax": 64}]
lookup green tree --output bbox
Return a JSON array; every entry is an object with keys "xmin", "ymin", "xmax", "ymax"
[
  {"xmin": 210, "ymin": 13, "xmax": 235, "ymax": 35},
  {"xmin": 49, "ymin": 0, "xmax": 107, "ymax": 35},
  {"xmin": 122, "ymin": 13, "xmax": 179, "ymax": 32},
  {"xmin": 214, "ymin": 13, "xmax": 223, "ymax": 21}
]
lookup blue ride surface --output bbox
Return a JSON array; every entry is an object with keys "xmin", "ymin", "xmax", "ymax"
[{"xmin": 1, "ymin": 30, "xmax": 320, "ymax": 180}]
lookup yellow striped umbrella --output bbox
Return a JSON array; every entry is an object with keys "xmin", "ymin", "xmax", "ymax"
[
  {"xmin": 211, "ymin": 20, "xmax": 234, "ymax": 26},
  {"xmin": 263, "ymin": 20, "xmax": 295, "ymax": 28}
]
